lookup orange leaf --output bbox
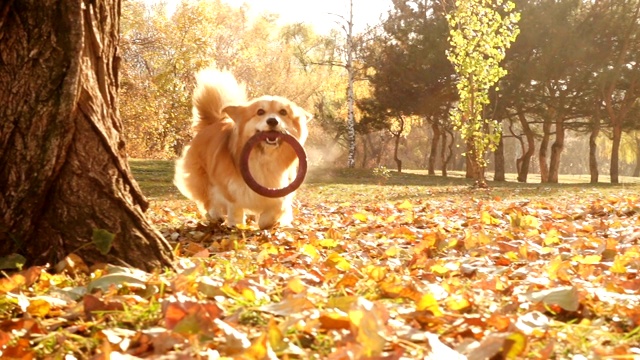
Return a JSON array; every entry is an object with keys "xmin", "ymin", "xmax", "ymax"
[
  {"xmin": 0, "ymin": 266, "xmax": 44, "ymax": 294},
  {"xmin": 319, "ymin": 310, "xmax": 351, "ymax": 330},
  {"xmin": 26, "ymin": 299, "xmax": 51, "ymax": 318}
]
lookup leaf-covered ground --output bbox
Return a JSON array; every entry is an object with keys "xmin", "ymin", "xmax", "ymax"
[{"xmin": 1, "ymin": 161, "xmax": 640, "ymax": 359}]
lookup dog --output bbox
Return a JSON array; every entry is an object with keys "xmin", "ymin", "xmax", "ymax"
[{"xmin": 174, "ymin": 68, "xmax": 312, "ymax": 229}]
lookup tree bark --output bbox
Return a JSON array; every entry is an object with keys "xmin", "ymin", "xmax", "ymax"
[
  {"xmin": 493, "ymin": 135, "xmax": 505, "ymax": 181},
  {"xmin": 539, "ymin": 117, "xmax": 552, "ymax": 183},
  {"xmin": 441, "ymin": 129, "xmax": 451, "ymax": 177},
  {"xmin": 361, "ymin": 133, "xmax": 369, "ymax": 168},
  {"xmin": 548, "ymin": 116, "xmax": 564, "ymax": 183},
  {"xmin": 392, "ymin": 115, "xmax": 405, "ymax": 173},
  {"xmin": 589, "ymin": 117, "xmax": 600, "ymax": 183},
  {"xmin": 345, "ymin": 0, "xmax": 356, "ymax": 168},
  {"xmin": 634, "ymin": 135, "xmax": 640, "ymax": 177},
  {"xmin": 516, "ymin": 110, "xmax": 535, "ymax": 183},
  {"xmin": 0, "ymin": 0, "xmax": 174, "ymax": 271},
  {"xmin": 428, "ymin": 121, "xmax": 440, "ymax": 175},
  {"xmin": 393, "ymin": 133, "xmax": 402, "ymax": 173},
  {"xmin": 610, "ymin": 123, "xmax": 622, "ymax": 184}
]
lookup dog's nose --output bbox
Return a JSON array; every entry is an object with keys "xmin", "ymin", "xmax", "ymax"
[{"xmin": 266, "ymin": 118, "xmax": 279, "ymax": 127}]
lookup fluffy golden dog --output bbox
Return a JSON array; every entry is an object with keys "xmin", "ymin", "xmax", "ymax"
[{"xmin": 174, "ymin": 68, "xmax": 312, "ymax": 229}]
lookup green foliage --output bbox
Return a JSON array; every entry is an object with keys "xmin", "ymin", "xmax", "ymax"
[
  {"xmin": 446, "ymin": 0, "xmax": 520, "ymax": 183},
  {"xmin": 92, "ymin": 229, "xmax": 115, "ymax": 255}
]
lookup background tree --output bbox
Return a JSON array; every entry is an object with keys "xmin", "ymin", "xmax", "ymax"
[
  {"xmin": 363, "ymin": 0, "xmax": 455, "ymax": 174},
  {"xmin": 590, "ymin": 0, "xmax": 640, "ymax": 184},
  {"xmin": 0, "ymin": 0, "xmax": 174, "ymax": 270},
  {"xmin": 444, "ymin": 0, "xmax": 520, "ymax": 187}
]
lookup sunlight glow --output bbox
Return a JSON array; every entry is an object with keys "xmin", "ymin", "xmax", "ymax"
[{"xmin": 220, "ymin": 0, "xmax": 392, "ymax": 34}]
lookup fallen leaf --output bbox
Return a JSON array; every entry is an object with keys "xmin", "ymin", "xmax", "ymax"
[{"xmin": 526, "ymin": 286, "xmax": 580, "ymax": 312}]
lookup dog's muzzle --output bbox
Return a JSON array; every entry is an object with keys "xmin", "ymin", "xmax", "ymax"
[{"xmin": 257, "ymin": 130, "xmax": 287, "ymax": 146}]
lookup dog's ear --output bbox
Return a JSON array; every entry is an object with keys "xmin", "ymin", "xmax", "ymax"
[
  {"xmin": 223, "ymin": 104, "xmax": 251, "ymax": 123},
  {"xmin": 289, "ymin": 103, "xmax": 313, "ymax": 123}
]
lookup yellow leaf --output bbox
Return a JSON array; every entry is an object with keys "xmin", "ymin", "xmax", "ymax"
[
  {"xmin": 267, "ymin": 317, "xmax": 286, "ymax": 353},
  {"xmin": 430, "ymin": 264, "xmax": 450, "ymax": 276},
  {"xmin": 385, "ymin": 246, "xmax": 399, "ymax": 257},
  {"xmin": 481, "ymin": 211, "xmax": 500, "ymax": 225},
  {"xmin": 572, "ymin": 254, "xmax": 601, "ymax": 265},
  {"xmin": 301, "ymin": 244, "xmax": 319, "ymax": 261},
  {"xmin": 543, "ymin": 228, "xmax": 561, "ymax": 245},
  {"xmin": 446, "ymin": 295, "xmax": 471, "ymax": 311},
  {"xmin": 477, "ymin": 231, "xmax": 492, "ymax": 245},
  {"xmin": 397, "ymin": 200, "xmax": 413, "ymax": 210},
  {"xmin": 416, "ymin": 293, "xmax": 443, "ymax": 316},
  {"xmin": 519, "ymin": 245, "xmax": 528, "ymax": 259},
  {"xmin": 505, "ymin": 251, "xmax": 519, "ymax": 261},
  {"xmin": 27, "ymin": 299, "xmax": 51, "ymax": 318},
  {"xmin": 514, "ymin": 214, "xmax": 540, "ymax": 229},
  {"xmin": 353, "ymin": 213, "xmax": 368, "ymax": 222},
  {"xmin": 610, "ymin": 255, "xmax": 627, "ymax": 274},
  {"xmin": 348, "ymin": 299, "xmax": 386, "ymax": 357},
  {"xmin": 464, "ymin": 231, "xmax": 478, "ymax": 250},
  {"xmin": 365, "ymin": 265, "xmax": 388, "ymax": 281},
  {"xmin": 327, "ymin": 252, "xmax": 351, "ymax": 271},
  {"xmin": 286, "ymin": 277, "xmax": 306, "ymax": 294},
  {"xmin": 241, "ymin": 288, "xmax": 256, "ymax": 302},
  {"xmin": 241, "ymin": 332, "xmax": 273, "ymax": 359},
  {"xmin": 546, "ymin": 256, "xmax": 563, "ymax": 280},
  {"xmin": 319, "ymin": 239, "xmax": 338, "ymax": 248},
  {"xmin": 504, "ymin": 332, "xmax": 527, "ymax": 359}
]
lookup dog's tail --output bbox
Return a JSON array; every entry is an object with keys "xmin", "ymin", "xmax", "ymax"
[{"xmin": 191, "ymin": 68, "xmax": 247, "ymax": 131}]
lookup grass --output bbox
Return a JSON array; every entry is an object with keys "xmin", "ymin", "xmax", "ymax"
[{"xmin": 130, "ymin": 159, "xmax": 640, "ymax": 204}]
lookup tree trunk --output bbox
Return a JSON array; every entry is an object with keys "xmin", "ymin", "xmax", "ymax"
[
  {"xmin": 0, "ymin": 0, "xmax": 174, "ymax": 271},
  {"xmin": 493, "ymin": 135, "xmax": 505, "ymax": 181},
  {"xmin": 539, "ymin": 118, "xmax": 552, "ymax": 183},
  {"xmin": 548, "ymin": 117, "xmax": 564, "ymax": 183},
  {"xmin": 441, "ymin": 130, "xmax": 450, "ymax": 177},
  {"xmin": 466, "ymin": 140, "xmax": 486, "ymax": 187},
  {"xmin": 392, "ymin": 115, "xmax": 405, "ymax": 173},
  {"xmin": 634, "ymin": 135, "xmax": 640, "ymax": 177},
  {"xmin": 345, "ymin": 0, "xmax": 356, "ymax": 168},
  {"xmin": 589, "ymin": 117, "xmax": 600, "ymax": 183},
  {"xmin": 610, "ymin": 123, "xmax": 622, "ymax": 184},
  {"xmin": 393, "ymin": 133, "xmax": 402, "ymax": 173},
  {"xmin": 465, "ymin": 139, "xmax": 475, "ymax": 179},
  {"xmin": 361, "ymin": 133, "xmax": 369, "ymax": 168},
  {"xmin": 428, "ymin": 121, "xmax": 440, "ymax": 175},
  {"xmin": 516, "ymin": 110, "xmax": 535, "ymax": 183},
  {"xmin": 511, "ymin": 128, "xmax": 524, "ymax": 178}
]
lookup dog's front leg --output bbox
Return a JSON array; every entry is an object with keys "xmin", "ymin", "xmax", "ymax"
[
  {"xmin": 258, "ymin": 204, "xmax": 292, "ymax": 229},
  {"xmin": 226, "ymin": 206, "xmax": 245, "ymax": 227}
]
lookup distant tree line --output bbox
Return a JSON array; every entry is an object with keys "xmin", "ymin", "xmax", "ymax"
[
  {"xmin": 359, "ymin": 0, "xmax": 640, "ymax": 183},
  {"xmin": 119, "ymin": 0, "xmax": 640, "ymax": 183}
]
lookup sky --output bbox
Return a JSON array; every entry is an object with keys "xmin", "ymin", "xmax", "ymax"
[{"xmin": 220, "ymin": 0, "xmax": 393, "ymax": 34}]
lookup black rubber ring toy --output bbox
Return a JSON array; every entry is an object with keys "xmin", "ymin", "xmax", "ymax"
[{"xmin": 239, "ymin": 131, "xmax": 307, "ymax": 198}]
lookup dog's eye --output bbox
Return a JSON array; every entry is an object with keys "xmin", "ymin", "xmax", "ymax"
[
  {"xmin": 279, "ymin": 109, "xmax": 288, "ymax": 116},
  {"xmin": 257, "ymin": 109, "xmax": 266, "ymax": 116}
]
